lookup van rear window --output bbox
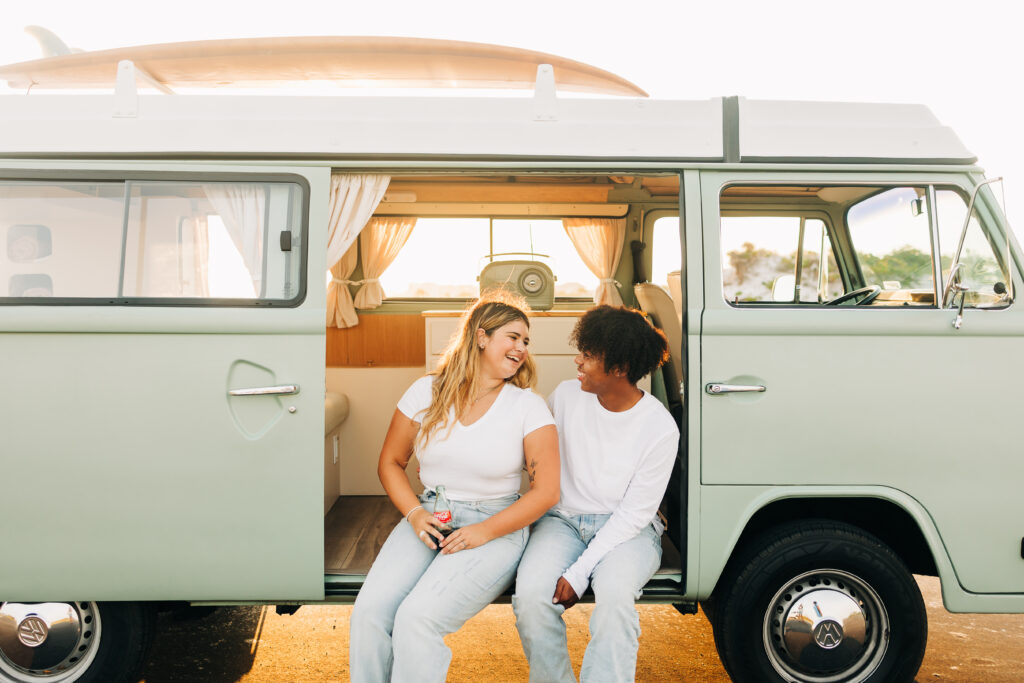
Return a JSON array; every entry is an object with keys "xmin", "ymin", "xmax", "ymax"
[
  {"xmin": 379, "ymin": 217, "xmax": 597, "ymax": 299},
  {"xmin": 1, "ymin": 177, "xmax": 306, "ymax": 305}
]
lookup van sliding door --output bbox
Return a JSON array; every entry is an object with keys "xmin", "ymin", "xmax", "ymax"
[{"xmin": 0, "ymin": 165, "xmax": 329, "ymax": 601}]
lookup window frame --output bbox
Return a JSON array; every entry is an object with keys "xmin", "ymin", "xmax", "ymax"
[
  {"xmin": 712, "ymin": 175, "xmax": 1018, "ymax": 312},
  {"xmin": 643, "ymin": 208, "xmax": 681, "ymax": 287},
  {"xmin": 718, "ymin": 206, "xmax": 843, "ymax": 307},
  {"xmin": 843, "ymin": 183, "xmax": 1014, "ymax": 311},
  {"xmin": 932, "ymin": 184, "xmax": 1014, "ymax": 307},
  {"xmin": 0, "ymin": 170, "xmax": 309, "ymax": 308}
]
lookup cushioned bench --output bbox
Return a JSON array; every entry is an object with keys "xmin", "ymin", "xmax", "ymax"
[{"xmin": 325, "ymin": 392, "xmax": 350, "ymax": 435}]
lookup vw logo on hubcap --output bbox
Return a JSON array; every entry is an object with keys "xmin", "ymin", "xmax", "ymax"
[
  {"xmin": 16, "ymin": 616, "xmax": 49, "ymax": 647},
  {"xmin": 812, "ymin": 619, "xmax": 844, "ymax": 649}
]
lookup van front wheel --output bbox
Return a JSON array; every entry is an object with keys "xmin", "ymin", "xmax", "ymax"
[
  {"xmin": 713, "ymin": 521, "xmax": 927, "ymax": 683},
  {"xmin": 0, "ymin": 602, "xmax": 154, "ymax": 683}
]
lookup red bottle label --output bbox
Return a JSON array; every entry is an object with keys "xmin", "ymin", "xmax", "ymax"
[{"xmin": 433, "ymin": 510, "xmax": 452, "ymax": 524}]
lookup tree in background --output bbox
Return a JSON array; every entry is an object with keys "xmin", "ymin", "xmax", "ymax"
[{"xmin": 859, "ymin": 245, "xmax": 932, "ymax": 289}]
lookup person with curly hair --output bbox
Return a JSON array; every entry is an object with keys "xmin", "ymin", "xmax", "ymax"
[
  {"xmin": 350, "ymin": 293, "xmax": 560, "ymax": 683},
  {"xmin": 513, "ymin": 305, "xmax": 680, "ymax": 683}
]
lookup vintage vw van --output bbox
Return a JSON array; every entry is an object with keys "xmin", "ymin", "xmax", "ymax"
[{"xmin": 1, "ymin": 37, "xmax": 1022, "ymax": 683}]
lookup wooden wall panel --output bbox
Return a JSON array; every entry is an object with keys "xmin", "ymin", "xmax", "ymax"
[{"xmin": 327, "ymin": 314, "xmax": 425, "ymax": 367}]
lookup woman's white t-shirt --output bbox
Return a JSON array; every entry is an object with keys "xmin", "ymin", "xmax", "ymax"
[{"xmin": 397, "ymin": 375, "xmax": 554, "ymax": 501}]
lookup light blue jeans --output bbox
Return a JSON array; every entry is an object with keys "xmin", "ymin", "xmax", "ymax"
[
  {"xmin": 512, "ymin": 511, "xmax": 663, "ymax": 683},
  {"xmin": 349, "ymin": 492, "xmax": 527, "ymax": 683}
]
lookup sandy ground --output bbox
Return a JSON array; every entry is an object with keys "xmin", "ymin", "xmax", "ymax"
[{"xmin": 138, "ymin": 577, "xmax": 1024, "ymax": 682}]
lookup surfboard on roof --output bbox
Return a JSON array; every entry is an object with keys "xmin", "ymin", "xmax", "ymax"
[{"xmin": 0, "ymin": 34, "xmax": 649, "ymax": 96}]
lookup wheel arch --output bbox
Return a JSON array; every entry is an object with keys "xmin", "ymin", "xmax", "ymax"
[
  {"xmin": 703, "ymin": 490, "xmax": 946, "ymax": 602},
  {"xmin": 706, "ymin": 517, "xmax": 930, "ymax": 683}
]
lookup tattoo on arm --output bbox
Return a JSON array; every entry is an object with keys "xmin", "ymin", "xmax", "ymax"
[{"xmin": 527, "ymin": 458, "xmax": 537, "ymax": 485}]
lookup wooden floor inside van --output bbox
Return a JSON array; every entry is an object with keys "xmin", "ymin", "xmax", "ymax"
[
  {"xmin": 324, "ymin": 496, "xmax": 402, "ymax": 574},
  {"xmin": 324, "ymin": 495, "xmax": 683, "ymax": 580}
]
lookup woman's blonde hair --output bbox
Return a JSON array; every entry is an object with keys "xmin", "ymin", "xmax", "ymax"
[{"xmin": 417, "ymin": 291, "xmax": 537, "ymax": 449}]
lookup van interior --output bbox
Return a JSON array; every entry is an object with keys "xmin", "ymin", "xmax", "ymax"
[{"xmin": 319, "ymin": 172, "xmax": 685, "ymax": 587}]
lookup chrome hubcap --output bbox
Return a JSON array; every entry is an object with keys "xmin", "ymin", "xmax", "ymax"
[
  {"xmin": 0, "ymin": 603, "xmax": 101, "ymax": 681},
  {"xmin": 763, "ymin": 570, "xmax": 889, "ymax": 682}
]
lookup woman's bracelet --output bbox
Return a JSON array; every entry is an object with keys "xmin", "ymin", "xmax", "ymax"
[{"xmin": 404, "ymin": 504, "xmax": 424, "ymax": 522}]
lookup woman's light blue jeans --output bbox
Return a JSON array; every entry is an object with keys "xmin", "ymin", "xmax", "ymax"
[
  {"xmin": 349, "ymin": 492, "xmax": 527, "ymax": 683},
  {"xmin": 512, "ymin": 511, "xmax": 663, "ymax": 683}
]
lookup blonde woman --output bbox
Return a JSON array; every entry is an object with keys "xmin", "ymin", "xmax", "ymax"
[{"xmin": 349, "ymin": 294, "xmax": 560, "ymax": 683}]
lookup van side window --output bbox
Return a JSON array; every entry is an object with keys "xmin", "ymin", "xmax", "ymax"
[
  {"xmin": 721, "ymin": 215, "xmax": 840, "ymax": 304},
  {"xmin": 3, "ymin": 181, "xmax": 124, "ymax": 297},
  {"xmin": 718, "ymin": 183, "xmax": 1010, "ymax": 308},
  {"xmin": 936, "ymin": 189, "xmax": 1008, "ymax": 308},
  {"xmin": 1, "ymin": 178, "xmax": 305, "ymax": 304},
  {"xmin": 650, "ymin": 215, "xmax": 680, "ymax": 287},
  {"xmin": 846, "ymin": 187, "xmax": 935, "ymax": 304}
]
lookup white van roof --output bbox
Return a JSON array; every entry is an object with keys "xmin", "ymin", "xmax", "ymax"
[
  {"xmin": 0, "ymin": 36, "xmax": 974, "ymax": 164},
  {"xmin": 0, "ymin": 93, "xmax": 975, "ymax": 164}
]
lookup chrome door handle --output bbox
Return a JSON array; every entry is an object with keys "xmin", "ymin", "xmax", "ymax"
[
  {"xmin": 228, "ymin": 384, "xmax": 300, "ymax": 397},
  {"xmin": 705, "ymin": 383, "xmax": 766, "ymax": 395}
]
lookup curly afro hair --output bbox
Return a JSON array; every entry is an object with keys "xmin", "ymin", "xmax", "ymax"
[{"xmin": 570, "ymin": 305, "xmax": 670, "ymax": 384}]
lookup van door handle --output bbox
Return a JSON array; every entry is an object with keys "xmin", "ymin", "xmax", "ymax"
[
  {"xmin": 228, "ymin": 384, "xmax": 300, "ymax": 397},
  {"xmin": 705, "ymin": 383, "xmax": 766, "ymax": 395}
]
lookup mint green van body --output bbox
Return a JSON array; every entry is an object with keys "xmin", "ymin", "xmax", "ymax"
[{"xmin": 1, "ymin": 85, "xmax": 1021, "ymax": 682}]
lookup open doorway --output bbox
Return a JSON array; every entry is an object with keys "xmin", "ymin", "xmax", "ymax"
[{"xmin": 319, "ymin": 172, "xmax": 684, "ymax": 592}]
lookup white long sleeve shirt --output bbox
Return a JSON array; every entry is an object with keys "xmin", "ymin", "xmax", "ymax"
[{"xmin": 549, "ymin": 379, "xmax": 680, "ymax": 597}]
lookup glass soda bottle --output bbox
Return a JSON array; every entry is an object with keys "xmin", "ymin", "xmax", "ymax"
[{"xmin": 433, "ymin": 485, "xmax": 454, "ymax": 538}]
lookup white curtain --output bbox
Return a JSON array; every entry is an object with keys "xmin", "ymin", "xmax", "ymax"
[
  {"xmin": 202, "ymin": 184, "xmax": 266, "ymax": 293},
  {"xmin": 326, "ymin": 174, "xmax": 390, "ymax": 327},
  {"xmin": 354, "ymin": 216, "xmax": 417, "ymax": 309},
  {"xmin": 327, "ymin": 241, "xmax": 360, "ymax": 328},
  {"xmin": 563, "ymin": 217, "xmax": 626, "ymax": 305}
]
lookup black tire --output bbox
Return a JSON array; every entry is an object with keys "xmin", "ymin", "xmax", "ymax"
[
  {"xmin": 0, "ymin": 602, "xmax": 155, "ymax": 683},
  {"xmin": 712, "ymin": 520, "xmax": 927, "ymax": 683},
  {"xmin": 80, "ymin": 603, "xmax": 155, "ymax": 683}
]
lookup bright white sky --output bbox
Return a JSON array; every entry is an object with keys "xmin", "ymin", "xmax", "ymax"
[{"xmin": 1, "ymin": 0, "xmax": 1022, "ymax": 239}]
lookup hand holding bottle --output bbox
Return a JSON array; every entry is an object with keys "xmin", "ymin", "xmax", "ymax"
[
  {"xmin": 409, "ymin": 508, "xmax": 445, "ymax": 549},
  {"xmin": 439, "ymin": 522, "xmax": 496, "ymax": 555},
  {"xmin": 409, "ymin": 485, "xmax": 454, "ymax": 550}
]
